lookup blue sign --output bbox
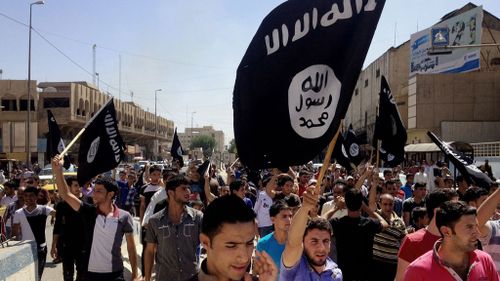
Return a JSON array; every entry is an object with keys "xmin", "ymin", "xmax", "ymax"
[{"xmin": 431, "ymin": 27, "xmax": 449, "ymax": 47}]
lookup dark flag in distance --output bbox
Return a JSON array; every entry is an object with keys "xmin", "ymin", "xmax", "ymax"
[
  {"xmin": 233, "ymin": 0, "xmax": 386, "ymax": 169},
  {"xmin": 77, "ymin": 99, "xmax": 125, "ymax": 186},
  {"xmin": 47, "ymin": 110, "xmax": 71, "ymax": 170},
  {"xmin": 332, "ymin": 135, "xmax": 354, "ymax": 172},
  {"xmin": 171, "ymin": 128, "xmax": 184, "ymax": 168},
  {"xmin": 344, "ymin": 124, "xmax": 364, "ymax": 166},
  {"xmin": 427, "ymin": 131, "xmax": 493, "ymax": 189},
  {"xmin": 373, "ymin": 76, "xmax": 407, "ymax": 167}
]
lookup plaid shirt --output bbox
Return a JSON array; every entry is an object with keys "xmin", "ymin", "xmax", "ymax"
[{"xmin": 124, "ymin": 186, "xmax": 137, "ymax": 207}]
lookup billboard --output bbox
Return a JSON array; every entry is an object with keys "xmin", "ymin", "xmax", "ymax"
[{"xmin": 410, "ymin": 6, "xmax": 483, "ymax": 76}]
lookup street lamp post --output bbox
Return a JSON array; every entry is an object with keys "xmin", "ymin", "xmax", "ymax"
[
  {"xmin": 26, "ymin": 0, "xmax": 44, "ymax": 168},
  {"xmin": 154, "ymin": 89, "xmax": 162, "ymax": 160},
  {"xmin": 191, "ymin": 111, "xmax": 196, "ymax": 159}
]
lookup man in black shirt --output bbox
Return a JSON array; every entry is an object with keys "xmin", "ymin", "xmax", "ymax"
[{"xmin": 51, "ymin": 176, "xmax": 92, "ymax": 281}]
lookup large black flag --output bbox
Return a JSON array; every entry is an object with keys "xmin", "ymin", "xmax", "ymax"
[
  {"xmin": 47, "ymin": 110, "xmax": 71, "ymax": 170},
  {"xmin": 77, "ymin": 99, "xmax": 125, "ymax": 186},
  {"xmin": 170, "ymin": 128, "xmax": 184, "ymax": 168},
  {"xmin": 233, "ymin": 0, "xmax": 386, "ymax": 169},
  {"xmin": 373, "ymin": 76, "xmax": 407, "ymax": 167},
  {"xmin": 427, "ymin": 131, "xmax": 493, "ymax": 189},
  {"xmin": 344, "ymin": 124, "xmax": 364, "ymax": 166}
]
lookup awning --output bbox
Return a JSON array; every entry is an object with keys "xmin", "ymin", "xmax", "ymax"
[{"xmin": 405, "ymin": 143, "xmax": 444, "ymax": 153}]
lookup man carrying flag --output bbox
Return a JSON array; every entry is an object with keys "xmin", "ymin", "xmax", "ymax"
[
  {"xmin": 373, "ymin": 76, "xmax": 407, "ymax": 167},
  {"xmin": 47, "ymin": 110, "xmax": 71, "ymax": 170}
]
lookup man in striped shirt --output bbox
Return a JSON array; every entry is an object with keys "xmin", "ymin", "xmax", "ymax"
[{"xmin": 372, "ymin": 193, "xmax": 407, "ymax": 281}]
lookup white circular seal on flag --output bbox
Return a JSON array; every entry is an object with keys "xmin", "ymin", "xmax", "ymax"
[
  {"xmin": 349, "ymin": 143, "xmax": 360, "ymax": 157},
  {"xmin": 387, "ymin": 153, "xmax": 395, "ymax": 162},
  {"xmin": 87, "ymin": 137, "xmax": 100, "ymax": 163},
  {"xmin": 288, "ymin": 64, "xmax": 341, "ymax": 139}
]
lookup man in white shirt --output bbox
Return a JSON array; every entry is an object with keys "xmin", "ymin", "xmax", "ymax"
[{"xmin": 320, "ymin": 180, "xmax": 347, "ymax": 219}]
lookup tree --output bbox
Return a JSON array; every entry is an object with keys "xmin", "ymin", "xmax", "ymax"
[
  {"xmin": 190, "ymin": 135, "xmax": 217, "ymax": 157},
  {"xmin": 228, "ymin": 139, "xmax": 237, "ymax": 154}
]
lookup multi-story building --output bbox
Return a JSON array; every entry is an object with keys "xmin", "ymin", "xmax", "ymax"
[
  {"xmin": 179, "ymin": 126, "xmax": 225, "ymax": 152},
  {"xmin": 345, "ymin": 3, "xmax": 500, "ymax": 147},
  {"xmin": 0, "ymin": 80, "xmax": 175, "ymax": 165}
]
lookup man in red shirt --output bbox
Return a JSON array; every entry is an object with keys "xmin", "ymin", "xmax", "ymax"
[
  {"xmin": 395, "ymin": 188, "xmax": 458, "ymax": 281},
  {"xmin": 297, "ymin": 170, "xmax": 311, "ymax": 197},
  {"xmin": 405, "ymin": 201, "xmax": 499, "ymax": 280}
]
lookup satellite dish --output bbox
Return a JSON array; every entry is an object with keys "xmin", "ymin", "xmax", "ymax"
[{"xmin": 43, "ymin": 87, "xmax": 57, "ymax": 93}]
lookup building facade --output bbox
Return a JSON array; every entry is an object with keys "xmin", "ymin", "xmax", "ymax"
[{"xmin": 179, "ymin": 126, "xmax": 225, "ymax": 152}]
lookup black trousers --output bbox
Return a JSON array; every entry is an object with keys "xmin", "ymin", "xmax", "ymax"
[
  {"xmin": 37, "ymin": 245, "xmax": 47, "ymax": 281},
  {"xmin": 61, "ymin": 242, "xmax": 86, "ymax": 281}
]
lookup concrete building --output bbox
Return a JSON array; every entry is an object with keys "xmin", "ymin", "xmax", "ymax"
[
  {"xmin": 0, "ymin": 80, "xmax": 175, "ymax": 165},
  {"xmin": 179, "ymin": 126, "xmax": 225, "ymax": 152},
  {"xmin": 345, "ymin": 3, "xmax": 500, "ymax": 147}
]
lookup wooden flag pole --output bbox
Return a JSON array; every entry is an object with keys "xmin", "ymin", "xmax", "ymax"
[
  {"xmin": 315, "ymin": 121, "xmax": 343, "ymax": 195},
  {"xmin": 59, "ymin": 127, "xmax": 86, "ymax": 157}
]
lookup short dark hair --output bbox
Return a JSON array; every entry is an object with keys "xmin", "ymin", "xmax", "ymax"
[
  {"xmin": 304, "ymin": 218, "xmax": 332, "ymax": 238},
  {"xmin": 436, "ymin": 201, "xmax": 476, "ymax": 237},
  {"xmin": 406, "ymin": 174, "xmax": 414, "ymax": 179},
  {"xmin": 94, "ymin": 178, "xmax": 118, "ymax": 194},
  {"xmin": 202, "ymin": 195, "xmax": 256, "ymax": 241},
  {"xmin": 149, "ymin": 165, "xmax": 162, "ymax": 174},
  {"xmin": 165, "ymin": 175, "xmax": 190, "ymax": 191},
  {"xmin": 412, "ymin": 207, "xmax": 427, "ymax": 223},
  {"xmin": 384, "ymin": 180, "xmax": 395, "ymax": 187},
  {"xmin": 334, "ymin": 179, "xmax": 347, "ymax": 188},
  {"xmin": 65, "ymin": 176, "xmax": 78, "ymax": 186},
  {"xmin": 277, "ymin": 174, "xmax": 294, "ymax": 187},
  {"xmin": 463, "ymin": 187, "xmax": 489, "ymax": 203},
  {"xmin": 285, "ymin": 194, "xmax": 301, "ymax": 208},
  {"xmin": 299, "ymin": 170, "xmax": 310, "ymax": 177},
  {"xmin": 229, "ymin": 180, "xmax": 244, "ymax": 194},
  {"xmin": 414, "ymin": 182, "xmax": 427, "ymax": 190},
  {"xmin": 425, "ymin": 188, "xmax": 458, "ymax": 220},
  {"xmin": 383, "ymin": 170, "xmax": 392, "ymax": 176},
  {"xmin": 24, "ymin": 186, "xmax": 39, "ymax": 195},
  {"xmin": 3, "ymin": 181, "xmax": 18, "ymax": 190},
  {"xmin": 269, "ymin": 200, "xmax": 290, "ymax": 217},
  {"xmin": 345, "ymin": 188, "xmax": 363, "ymax": 211}
]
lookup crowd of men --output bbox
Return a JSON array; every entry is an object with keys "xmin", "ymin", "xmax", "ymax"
[{"xmin": 1, "ymin": 157, "xmax": 499, "ymax": 281}]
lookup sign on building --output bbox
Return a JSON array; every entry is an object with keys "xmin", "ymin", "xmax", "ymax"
[{"xmin": 410, "ymin": 6, "xmax": 483, "ymax": 76}]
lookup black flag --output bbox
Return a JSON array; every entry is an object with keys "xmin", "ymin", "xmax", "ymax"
[
  {"xmin": 233, "ymin": 0, "xmax": 386, "ymax": 169},
  {"xmin": 344, "ymin": 124, "xmax": 364, "ymax": 166},
  {"xmin": 77, "ymin": 99, "xmax": 125, "ymax": 186},
  {"xmin": 47, "ymin": 110, "xmax": 71, "ymax": 170},
  {"xmin": 332, "ymin": 135, "xmax": 354, "ymax": 172},
  {"xmin": 427, "ymin": 131, "xmax": 493, "ymax": 189},
  {"xmin": 170, "ymin": 128, "xmax": 184, "ymax": 168},
  {"xmin": 373, "ymin": 76, "xmax": 407, "ymax": 167}
]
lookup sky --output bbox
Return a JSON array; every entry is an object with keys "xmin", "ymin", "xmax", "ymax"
[{"xmin": 1, "ymin": 1, "xmax": 499, "ymax": 146}]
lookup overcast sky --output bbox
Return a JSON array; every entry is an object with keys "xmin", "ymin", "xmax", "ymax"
[{"xmin": 1, "ymin": 0, "xmax": 499, "ymax": 145}]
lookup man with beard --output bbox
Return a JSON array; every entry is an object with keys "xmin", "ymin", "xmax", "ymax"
[
  {"xmin": 143, "ymin": 175, "xmax": 203, "ymax": 281},
  {"xmin": 280, "ymin": 186, "xmax": 342, "ymax": 281},
  {"xmin": 405, "ymin": 201, "xmax": 499, "ymax": 280}
]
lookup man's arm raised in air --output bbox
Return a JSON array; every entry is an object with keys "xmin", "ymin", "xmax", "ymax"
[
  {"xmin": 52, "ymin": 154, "xmax": 81, "ymax": 212},
  {"xmin": 282, "ymin": 186, "xmax": 318, "ymax": 268}
]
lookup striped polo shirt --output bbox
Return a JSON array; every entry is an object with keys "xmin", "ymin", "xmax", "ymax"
[{"xmin": 373, "ymin": 210, "xmax": 407, "ymax": 264}]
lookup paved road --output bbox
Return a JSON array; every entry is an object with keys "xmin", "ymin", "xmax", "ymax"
[{"xmin": 41, "ymin": 217, "xmax": 142, "ymax": 281}]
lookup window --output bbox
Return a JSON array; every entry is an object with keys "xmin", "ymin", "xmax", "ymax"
[
  {"xmin": 491, "ymin": 58, "xmax": 500, "ymax": 66},
  {"xmin": 1, "ymin": 99, "xmax": 17, "ymax": 111},
  {"xmin": 376, "ymin": 69, "xmax": 380, "ymax": 78},
  {"xmin": 43, "ymin": 98, "xmax": 70, "ymax": 108},
  {"xmin": 19, "ymin": 99, "xmax": 35, "ymax": 111},
  {"xmin": 355, "ymin": 88, "xmax": 359, "ymax": 96},
  {"xmin": 364, "ymin": 79, "xmax": 369, "ymax": 88}
]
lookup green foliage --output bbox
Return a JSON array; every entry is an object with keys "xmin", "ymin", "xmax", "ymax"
[
  {"xmin": 190, "ymin": 135, "xmax": 217, "ymax": 157},
  {"xmin": 228, "ymin": 139, "xmax": 237, "ymax": 154}
]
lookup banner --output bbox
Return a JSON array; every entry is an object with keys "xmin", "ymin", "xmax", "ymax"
[
  {"xmin": 170, "ymin": 128, "xmax": 184, "ymax": 168},
  {"xmin": 344, "ymin": 124, "xmax": 364, "ymax": 166},
  {"xmin": 233, "ymin": 0, "xmax": 386, "ymax": 169},
  {"xmin": 427, "ymin": 131, "xmax": 492, "ymax": 189},
  {"xmin": 77, "ymin": 99, "xmax": 125, "ymax": 186},
  {"xmin": 409, "ymin": 6, "xmax": 483, "ymax": 76},
  {"xmin": 332, "ymin": 135, "xmax": 354, "ymax": 172},
  {"xmin": 373, "ymin": 76, "xmax": 407, "ymax": 167},
  {"xmin": 46, "ymin": 110, "xmax": 71, "ymax": 170}
]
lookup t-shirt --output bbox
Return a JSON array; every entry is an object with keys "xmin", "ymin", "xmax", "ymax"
[
  {"xmin": 279, "ymin": 254, "xmax": 342, "ymax": 281},
  {"xmin": 402, "ymin": 197, "xmax": 425, "ymax": 223},
  {"xmin": 256, "ymin": 232, "xmax": 285, "ymax": 271},
  {"xmin": 401, "ymin": 184, "xmax": 412, "ymax": 199},
  {"xmin": 79, "ymin": 202, "xmax": 134, "ymax": 273},
  {"xmin": 479, "ymin": 219, "xmax": 500, "ymax": 274},
  {"xmin": 0, "ymin": 194, "xmax": 17, "ymax": 207},
  {"xmin": 254, "ymin": 191, "xmax": 273, "ymax": 228},
  {"xmin": 53, "ymin": 196, "xmax": 92, "ymax": 243},
  {"xmin": 117, "ymin": 180, "xmax": 129, "ymax": 207},
  {"xmin": 243, "ymin": 197, "xmax": 253, "ymax": 209},
  {"xmin": 372, "ymin": 211, "xmax": 407, "ymax": 264},
  {"xmin": 398, "ymin": 228, "xmax": 440, "ymax": 263},
  {"xmin": 140, "ymin": 183, "xmax": 162, "ymax": 212},
  {"xmin": 330, "ymin": 216, "xmax": 382, "ymax": 281},
  {"xmin": 13, "ymin": 205, "xmax": 54, "ymax": 246}
]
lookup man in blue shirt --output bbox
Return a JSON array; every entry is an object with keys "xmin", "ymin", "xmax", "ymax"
[
  {"xmin": 280, "ymin": 186, "xmax": 342, "ymax": 281},
  {"xmin": 256, "ymin": 200, "xmax": 293, "ymax": 274}
]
